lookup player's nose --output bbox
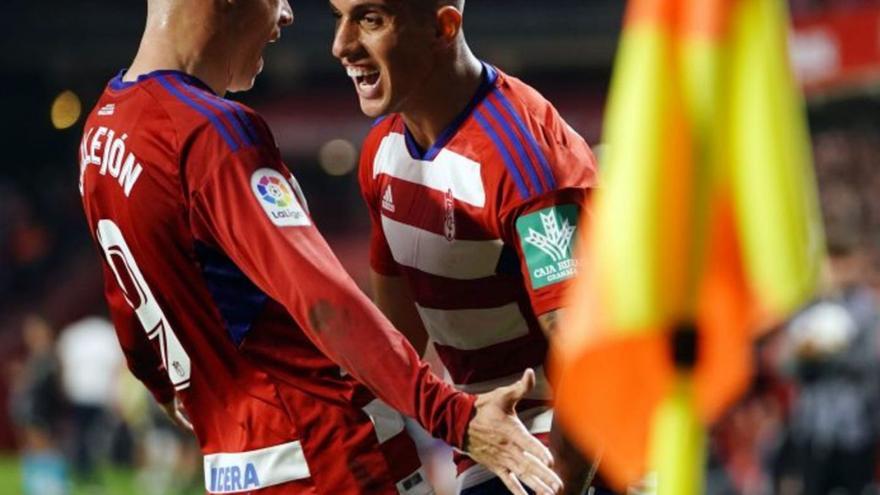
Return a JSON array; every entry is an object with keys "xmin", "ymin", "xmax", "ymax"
[
  {"xmin": 331, "ymin": 19, "xmax": 357, "ymax": 61},
  {"xmin": 279, "ymin": 0, "xmax": 293, "ymax": 27}
]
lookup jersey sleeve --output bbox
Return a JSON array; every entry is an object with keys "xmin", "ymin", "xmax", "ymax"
[
  {"xmin": 496, "ymin": 92, "xmax": 598, "ymax": 317},
  {"xmin": 358, "ymin": 122, "xmax": 400, "ymax": 276},
  {"xmin": 187, "ymin": 120, "xmax": 475, "ymax": 448},
  {"xmin": 500, "ymin": 188, "xmax": 591, "ymax": 317},
  {"xmin": 99, "ymin": 262, "xmax": 176, "ymax": 405}
]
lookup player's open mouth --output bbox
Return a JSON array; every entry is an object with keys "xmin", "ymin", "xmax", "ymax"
[{"xmin": 346, "ymin": 66, "xmax": 381, "ymax": 98}]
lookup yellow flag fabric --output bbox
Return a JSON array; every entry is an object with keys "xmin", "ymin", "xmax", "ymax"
[
  {"xmin": 729, "ymin": 0, "xmax": 825, "ymax": 315},
  {"xmin": 553, "ymin": 0, "xmax": 824, "ymax": 490}
]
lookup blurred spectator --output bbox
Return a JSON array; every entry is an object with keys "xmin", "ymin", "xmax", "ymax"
[
  {"xmin": 56, "ymin": 316, "xmax": 123, "ymax": 485},
  {"xmin": 778, "ymin": 245, "xmax": 880, "ymax": 495},
  {"xmin": 8, "ymin": 314, "xmax": 69, "ymax": 495},
  {"xmin": 113, "ymin": 370, "xmax": 200, "ymax": 495}
]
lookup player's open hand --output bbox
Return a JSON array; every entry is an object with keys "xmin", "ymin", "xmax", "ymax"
[
  {"xmin": 161, "ymin": 396, "xmax": 194, "ymax": 433},
  {"xmin": 464, "ymin": 368, "xmax": 563, "ymax": 495}
]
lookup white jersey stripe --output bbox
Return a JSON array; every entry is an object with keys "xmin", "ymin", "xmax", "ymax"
[
  {"xmin": 381, "ymin": 215, "xmax": 503, "ymax": 280},
  {"xmin": 362, "ymin": 399, "xmax": 406, "ymax": 444},
  {"xmin": 373, "ymin": 133, "xmax": 486, "ymax": 207},
  {"xmin": 416, "ymin": 302, "xmax": 529, "ymax": 351},
  {"xmin": 454, "ymin": 366, "xmax": 552, "ymax": 401}
]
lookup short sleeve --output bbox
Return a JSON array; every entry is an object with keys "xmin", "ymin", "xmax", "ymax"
[
  {"xmin": 500, "ymin": 188, "xmax": 591, "ymax": 317},
  {"xmin": 492, "ymin": 83, "xmax": 598, "ymax": 316},
  {"xmin": 357, "ymin": 123, "xmax": 401, "ymax": 276}
]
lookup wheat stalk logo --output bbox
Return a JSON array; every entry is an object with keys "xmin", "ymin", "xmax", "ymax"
[{"xmin": 524, "ymin": 211, "xmax": 576, "ymax": 262}]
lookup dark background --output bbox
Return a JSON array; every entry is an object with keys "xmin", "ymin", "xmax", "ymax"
[{"xmin": 2, "ymin": 2, "xmax": 880, "ymax": 493}]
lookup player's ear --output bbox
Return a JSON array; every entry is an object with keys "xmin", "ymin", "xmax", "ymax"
[{"xmin": 435, "ymin": 5, "xmax": 463, "ymax": 44}]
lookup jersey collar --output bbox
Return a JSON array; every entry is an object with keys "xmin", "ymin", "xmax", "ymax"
[
  {"xmin": 403, "ymin": 61, "xmax": 499, "ymax": 162},
  {"xmin": 109, "ymin": 69, "xmax": 216, "ymax": 95}
]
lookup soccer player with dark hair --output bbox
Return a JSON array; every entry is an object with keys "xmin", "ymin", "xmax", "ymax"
[
  {"xmin": 331, "ymin": 1, "xmax": 605, "ymax": 493},
  {"xmin": 77, "ymin": 0, "xmax": 563, "ymax": 493}
]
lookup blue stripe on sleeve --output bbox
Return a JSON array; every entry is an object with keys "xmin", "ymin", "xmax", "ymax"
[
  {"xmin": 483, "ymin": 96, "xmax": 544, "ymax": 196},
  {"xmin": 156, "ymin": 76, "xmax": 240, "ymax": 152},
  {"xmin": 494, "ymin": 91, "xmax": 557, "ymax": 190},
  {"xmin": 474, "ymin": 110, "xmax": 530, "ymax": 199},
  {"xmin": 215, "ymin": 97, "xmax": 261, "ymax": 146},
  {"xmin": 175, "ymin": 76, "xmax": 255, "ymax": 147}
]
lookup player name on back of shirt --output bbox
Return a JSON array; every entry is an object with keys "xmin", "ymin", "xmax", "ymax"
[{"xmin": 79, "ymin": 125, "xmax": 144, "ymax": 198}]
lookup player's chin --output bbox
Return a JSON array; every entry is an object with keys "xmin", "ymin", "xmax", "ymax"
[
  {"xmin": 228, "ymin": 59, "xmax": 263, "ymax": 93},
  {"xmin": 358, "ymin": 98, "xmax": 390, "ymax": 119},
  {"xmin": 228, "ymin": 79, "xmax": 257, "ymax": 94},
  {"xmin": 228, "ymin": 70, "xmax": 260, "ymax": 93}
]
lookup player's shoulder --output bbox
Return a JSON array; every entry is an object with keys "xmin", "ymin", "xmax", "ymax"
[
  {"xmin": 362, "ymin": 113, "xmax": 403, "ymax": 154},
  {"xmin": 492, "ymin": 69, "xmax": 592, "ymax": 166},
  {"xmin": 470, "ymin": 67, "xmax": 596, "ymax": 207},
  {"xmin": 136, "ymin": 71, "xmax": 272, "ymax": 157}
]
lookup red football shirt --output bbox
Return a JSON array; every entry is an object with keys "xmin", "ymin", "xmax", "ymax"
[
  {"xmin": 359, "ymin": 64, "xmax": 597, "ymax": 488},
  {"xmin": 79, "ymin": 70, "xmax": 474, "ymax": 494}
]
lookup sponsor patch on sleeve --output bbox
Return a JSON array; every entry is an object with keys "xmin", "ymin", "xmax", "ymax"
[
  {"xmin": 516, "ymin": 205, "xmax": 579, "ymax": 289},
  {"xmin": 250, "ymin": 168, "xmax": 311, "ymax": 227}
]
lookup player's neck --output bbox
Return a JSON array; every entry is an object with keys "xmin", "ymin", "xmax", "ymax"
[
  {"xmin": 401, "ymin": 52, "xmax": 483, "ymax": 153},
  {"xmin": 124, "ymin": 13, "xmax": 230, "ymax": 96}
]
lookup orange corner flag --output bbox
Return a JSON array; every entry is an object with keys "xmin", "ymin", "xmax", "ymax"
[{"xmin": 553, "ymin": 0, "xmax": 824, "ymax": 492}]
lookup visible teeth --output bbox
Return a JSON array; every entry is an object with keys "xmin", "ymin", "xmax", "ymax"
[{"xmin": 346, "ymin": 67, "xmax": 379, "ymax": 78}]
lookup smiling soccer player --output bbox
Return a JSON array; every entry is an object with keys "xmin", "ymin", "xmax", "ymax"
[{"xmin": 331, "ymin": 0, "xmax": 608, "ymax": 493}]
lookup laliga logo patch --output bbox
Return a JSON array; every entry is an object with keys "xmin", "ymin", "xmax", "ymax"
[
  {"xmin": 251, "ymin": 168, "xmax": 311, "ymax": 227},
  {"xmin": 257, "ymin": 174, "xmax": 293, "ymax": 208}
]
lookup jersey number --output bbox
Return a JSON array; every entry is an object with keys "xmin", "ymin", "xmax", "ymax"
[{"xmin": 96, "ymin": 219, "xmax": 192, "ymax": 391}]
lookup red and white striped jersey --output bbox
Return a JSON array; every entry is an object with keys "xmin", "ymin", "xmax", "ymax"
[{"xmin": 359, "ymin": 64, "xmax": 597, "ymax": 488}]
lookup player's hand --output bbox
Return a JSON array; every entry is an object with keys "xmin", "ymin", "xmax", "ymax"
[
  {"xmin": 464, "ymin": 368, "xmax": 563, "ymax": 495},
  {"xmin": 161, "ymin": 396, "xmax": 194, "ymax": 433}
]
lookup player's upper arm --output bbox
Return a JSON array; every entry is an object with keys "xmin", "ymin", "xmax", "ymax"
[
  {"xmin": 357, "ymin": 119, "xmax": 401, "ymax": 276},
  {"xmin": 494, "ymin": 91, "xmax": 597, "ymax": 320},
  {"xmin": 501, "ymin": 189, "xmax": 589, "ymax": 321}
]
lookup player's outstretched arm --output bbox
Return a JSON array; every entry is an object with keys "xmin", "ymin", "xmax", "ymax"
[
  {"xmin": 466, "ymin": 369, "xmax": 564, "ymax": 495},
  {"xmin": 186, "ymin": 136, "xmax": 560, "ymax": 492},
  {"xmin": 539, "ymin": 310, "xmax": 604, "ymax": 494}
]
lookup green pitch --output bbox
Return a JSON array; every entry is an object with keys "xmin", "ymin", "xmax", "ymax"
[{"xmin": 0, "ymin": 455, "xmax": 202, "ymax": 495}]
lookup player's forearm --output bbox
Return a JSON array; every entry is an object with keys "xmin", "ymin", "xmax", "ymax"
[
  {"xmin": 538, "ymin": 308, "xmax": 564, "ymax": 339},
  {"xmin": 123, "ymin": 354, "xmax": 176, "ymax": 404},
  {"xmin": 312, "ymin": 288, "xmax": 475, "ymax": 447},
  {"xmin": 549, "ymin": 418, "xmax": 597, "ymax": 495},
  {"xmin": 293, "ymin": 267, "xmax": 475, "ymax": 448},
  {"xmin": 541, "ymin": 309, "xmax": 603, "ymax": 492}
]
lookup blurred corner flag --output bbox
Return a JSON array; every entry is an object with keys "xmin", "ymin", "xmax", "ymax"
[{"xmin": 552, "ymin": 0, "xmax": 825, "ymax": 492}]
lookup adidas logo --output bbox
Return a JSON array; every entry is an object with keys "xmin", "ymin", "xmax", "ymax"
[
  {"xmin": 382, "ymin": 185, "xmax": 395, "ymax": 212},
  {"xmin": 97, "ymin": 103, "xmax": 115, "ymax": 116}
]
